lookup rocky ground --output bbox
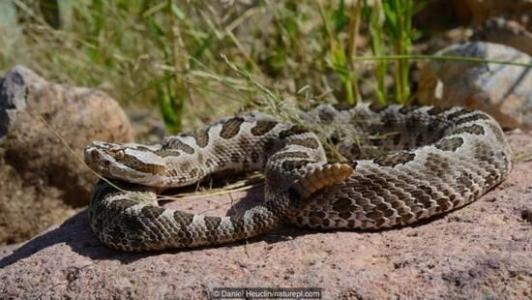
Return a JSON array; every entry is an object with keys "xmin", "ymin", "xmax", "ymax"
[
  {"xmin": 1, "ymin": 2, "xmax": 531, "ymax": 298},
  {"xmin": 0, "ymin": 131, "xmax": 530, "ymax": 299}
]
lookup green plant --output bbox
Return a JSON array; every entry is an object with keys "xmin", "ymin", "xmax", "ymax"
[
  {"xmin": 3, "ymin": 0, "xmax": 530, "ymax": 134},
  {"xmin": 319, "ymin": 0, "xmax": 362, "ymax": 105},
  {"xmin": 320, "ymin": 0, "xmax": 423, "ymax": 106},
  {"xmin": 361, "ymin": 0, "xmax": 428, "ymax": 105},
  {"xmin": 145, "ymin": 0, "xmax": 188, "ymax": 133},
  {"xmin": 364, "ymin": 0, "xmax": 387, "ymax": 105},
  {"xmin": 383, "ymin": 0, "xmax": 414, "ymax": 104}
]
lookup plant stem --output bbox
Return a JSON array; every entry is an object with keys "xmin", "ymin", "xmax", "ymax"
[
  {"xmin": 346, "ymin": 0, "xmax": 362, "ymax": 104},
  {"xmin": 365, "ymin": 0, "xmax": 387, "ymax": 105},
  {"xmin": 393, "ymin": 0, "xmax": 412, "ymax": 105},
  {"xmin": 168, "ymin": 0, "xmax": 186, "ymax": 132},
  {"xmin": 351, "ymin": 54, "xmax": 532, "ymax": 67}
]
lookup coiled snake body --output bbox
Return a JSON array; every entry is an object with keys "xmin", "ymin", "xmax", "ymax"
[{"xmin": 85, "ymin": 104, "xmax": 512, "ymax": 251}]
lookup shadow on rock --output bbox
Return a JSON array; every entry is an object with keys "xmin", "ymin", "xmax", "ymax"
[
  {"xmin": 0, "ymin": 210, "xmax": 116, "ymax": 268},
  {"xmin": 0, "ymin": 186, "xmax": 312, "ymax": 268}
]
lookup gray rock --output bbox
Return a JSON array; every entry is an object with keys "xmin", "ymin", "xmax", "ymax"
[
  {"xmin": 416, "ymin": 42, "xmax": 532, "ymax": 129},
  {"xmin": 0, "ymin": 132, "xmax": 530, "ymax": 299},
  {"xmin": 0, "ymin": 65, "xmax": 134, "ymax": 244},
  {"xmin": 0, "ymin": 67, "xmax": 26, "ymax": 138}
]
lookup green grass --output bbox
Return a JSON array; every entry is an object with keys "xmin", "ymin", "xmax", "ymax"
[
  {"xmin": 0, "ymin": 0, "xmax": 434, "ymax": 130},
  {"xmin": 2, "ymin": 0, "xmax": 530, "ymax": 133}
]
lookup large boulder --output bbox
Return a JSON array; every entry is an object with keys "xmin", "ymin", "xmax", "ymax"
[
  {"xmin": 0, "ymin": 131, "xmax": 530, "ymax": 299},
  {"xmin": 0, "ymin": 65, "xmax": 133, "ymax": 244},
  {"xmin": 416, "ymin": 42, "xmax": 532, "ymax": 130}
]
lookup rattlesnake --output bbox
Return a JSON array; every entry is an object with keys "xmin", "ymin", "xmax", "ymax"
[{"xmin": 84, "ymin": 103, "xmax": 512, "ymax": 251}]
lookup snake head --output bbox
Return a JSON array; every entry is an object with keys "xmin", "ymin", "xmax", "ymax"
[{"xmin": 84, "ymin": 141, "xmax": 169, "ymax": 187}]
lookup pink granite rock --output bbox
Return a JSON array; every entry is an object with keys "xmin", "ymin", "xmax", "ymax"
[
  {"xmin": 0, "ymin": 65, "xmax": 134, "ymax": 244},
  {"xmin": 0, "ymin": 131, "xmax": 530, "ymax": 299}
]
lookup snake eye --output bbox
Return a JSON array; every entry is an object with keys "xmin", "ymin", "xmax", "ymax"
[{"xmin": 114, "ymin": 149, "xmax": 125, "ymax": 160}]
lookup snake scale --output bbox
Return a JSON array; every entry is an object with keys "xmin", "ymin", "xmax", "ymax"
[{"xmin": 84, "ymin": 103, "xmax": 512, "ymax": 251}]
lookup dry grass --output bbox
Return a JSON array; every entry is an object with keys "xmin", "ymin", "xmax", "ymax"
[{"xmin": 0, "ymin": 0, "xmax": 427, "ymax": 133}]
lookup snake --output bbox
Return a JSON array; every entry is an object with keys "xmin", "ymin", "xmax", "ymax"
[{"xmin": 84, "ymin": 103, "xmax": 512, "ymax": 251}]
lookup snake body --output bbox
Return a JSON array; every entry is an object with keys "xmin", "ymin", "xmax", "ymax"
[{"xmin": 85, "ymin": 104, "xmax": 512, "ymax": 251}]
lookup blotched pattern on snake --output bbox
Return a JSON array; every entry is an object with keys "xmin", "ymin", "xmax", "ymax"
[{"xmin": 84, "ymin": 104, "xmax": 512, "ymax": 251}]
